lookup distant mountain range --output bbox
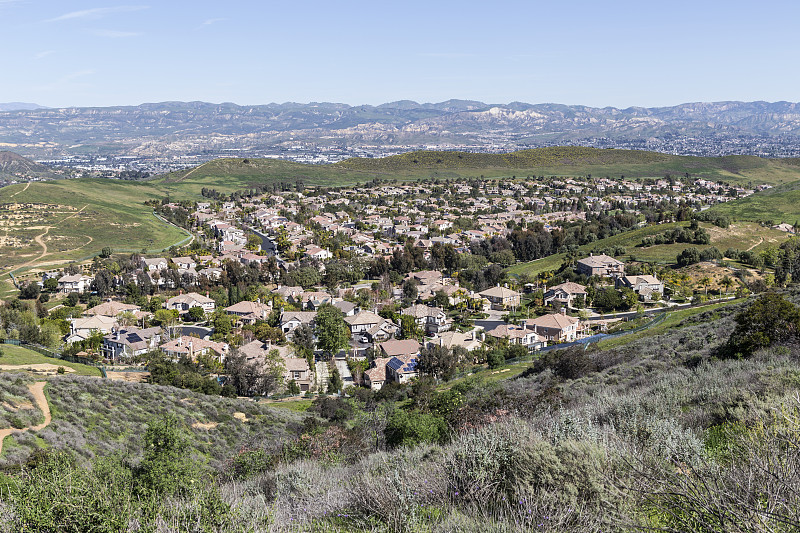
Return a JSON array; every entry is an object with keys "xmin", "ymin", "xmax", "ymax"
[
  {"xmin": 1, "ymin": 100, "xmax": 800, "ymax": 158},
  {"xmin": 0, "ymin": 102, "xmax": 48, "ymax": 112}
]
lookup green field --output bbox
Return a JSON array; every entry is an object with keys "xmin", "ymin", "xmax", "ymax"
[
  {"xmin": 506, "ymin": 221, "xmax": 788, "ymax": 278},
  {"xmin": 0, "ymin": 344, "xmax": 102, "ymax": 377},
  {"xmin": 709, "ymin": 179, "xmax": 800, "ymax": 223},
  {"xmin": 0, "ymin": 179, "xmax": 190, "ymax": 278}
]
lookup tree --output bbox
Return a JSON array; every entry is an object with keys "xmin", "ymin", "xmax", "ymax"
[
  {"xmin": 225, "ymin": 348, "xmax": 284, "ymax": 396},
  {"xmin": 677, "ymin": 247, "xmax": 701, "ymax": 267},
  {"xmin": 417, "ymin": 344, "xmax": 458, "ymax": 381},
  {"xmin": 43, "ymin": 277, "xmax": 58, "ymax": 293},
  {"xmin": 187, "ymin": 306, "xmax": 205, "ymax": 322},
  {"xmin": 211, "ymin": 312, "xmax": 233, "ymax": 339},
  {"xmin": 721, "ymin": 275, "xmax": 734, "ymax": 296},
  {"xmin": 315, "ymin": 304, "xmax": 350, "ymax": 357},
  {"xmin": 19, "ymin": 283, "xmax": 40, "ymax": 300},
  {"xmin": 699, "ymin": 276, "xmax": 712, "ymax": 295},
  {"xmin": 399, "ymin": 314, "xmax": 420, "ymax": 340},
  {"xmin": 292, "ymin": 323, "xmax": 316, "ymax": 355},
  {"xmin": 724, "ymin": 292, "xmax": 800, "ymax": 357},
  {"xmin": 135, "ymin": 413, "xmax": 199, "ymax": 498},
  {"xmin": 328, "ymin": 364, "xmax": 343, "ymax": 393}
]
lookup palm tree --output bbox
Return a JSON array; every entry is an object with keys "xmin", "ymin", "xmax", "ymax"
[
  {"xmin": 720, "ymin": 275, "xmax": 734, "ymax": 296},
  {"xmin": 699, "ymin": 276, "xmax": 712, "ymax": 295}
]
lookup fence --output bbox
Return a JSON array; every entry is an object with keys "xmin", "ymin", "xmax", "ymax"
[{"xmin": 1, "ymin": 338, "xmax": 104, "ymax": 372}]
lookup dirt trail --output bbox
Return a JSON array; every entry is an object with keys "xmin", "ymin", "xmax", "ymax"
[
  {"xmin": 0, "ymin": 381, "xmax": 52, "ymax": 455},
  {"xmin": 746, "ymin": 237, "xmax": 763, "ymax": 252},
  {"xmin": 8, "ymin": 182, "xmax": 30, "ymax": 198},
  {"xmin": 1, "ymin": 204, "xmax": 89, "ymax": 276}
]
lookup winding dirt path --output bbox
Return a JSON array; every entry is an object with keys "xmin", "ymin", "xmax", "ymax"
[
  {"xmin": 0, "ymin": 204, "xmax": 89, "ymax": 277},
  {"xmin": 8, "ymin": 181, "xmax": 30, "ymax": 198},
  {"xmin": 0, "ymin": 381, "xmax": 52, "ymax": 455}
]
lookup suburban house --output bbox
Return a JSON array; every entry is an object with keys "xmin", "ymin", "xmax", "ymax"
[
  {"xmin": 364, "ymin": 319, "xmax": 399, "ymax": 343},
  {"xmin": 66, "ymin": 315, "xmax": 118, "ymax": 344},
  {"xmin": 364, "ymin": 357, "xmax": 391, "ymax": 390},
  {"xmin": 100, "ymin": 327, "xmax": 162, "ymax": 361},
  {"xmin": 426, "ymin": 330, "xmax": 483, "ymax": 352},
  {"xmin": 544, "ymin": 282, "xmax": 587, "ymax": 308},
  {"xmin": 165, "ymin": 292, "xmax": 216, "ymax": 315},
  {"xmin": 576, "ymin": 254, "xmax": 625, "ymax": 278},
  {"xmin": 378, "ymin": 339, "xmax": 421, "ymax": 360},
  {"xmin": 159, "ymin": 335, "xmax": 228, "ymax": 362},
  {"xmin": 57, "ymin": 274, "xmax": 94, "ymax": 294},
  {"xmin": 280, "ymin": 311, "xmax": 317, "ymax": 336},
  {"xmin": 334, "ymin": 300, "xmax": 358, "ymax": 316},
  {"xmin": 616, "ymin": 275, "xmax": 665, "ymax": 300},
  {"xmin": 85, "ymin": 300, "xmax": 141, "ymax": 318},
  {"xmin": 386, "ymin": 355, "xmax": 419, "ymax": 384},
  {"xmin": 524, "ymin": 313, "xmax": 580, "ymax": 343},
  {"xmin": 238, "ymin": 340, "xmax": 314, "ymax": 392},
  {"xmin": 478, "ymin": 286, "xmax": 521, "ymax": 310},
  {"xmin": 171, "ymin": 256, "xmax": 197, "ymax": 270},
  {"xmin": 225, "ymin": 300, "xmax": 272, "ymax": 325},
  {"xmin": 401, "ymin": 304, "xmax": 450, "ymax": 335},
  {"xmin": 345, "ymin": 311, "xmax": 383, "ymax": 334},
  {"xmin": 141, "ymin": 258, "xmax": 168, "ymax": 272},
  {"xmin": 305, "ymin": 246, "xmax": 333, "ymax": 260},
  {"xmin": 485, "ymin": 324, "xmax": 546, "ymax": 351},
  {"xmin": 281, "ymin": 356, "xmax": 314, "ymax": 392}
]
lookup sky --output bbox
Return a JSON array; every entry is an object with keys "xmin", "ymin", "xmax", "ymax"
[{"xmin": 1, "ymin": 0, "xmax": 799, "ymax": 109}]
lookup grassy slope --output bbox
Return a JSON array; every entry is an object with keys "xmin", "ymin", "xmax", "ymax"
[
  {"xmin": 0, "ymin": 344, "xmax": 101, "ymax": 377},
  {"xmin": 710, "ymin": 179, "xmax": 800, "ymax": 223},
  {"xmin": 0, "ymin": 374, "xmax": 303, "ymax": 467},
  {"xmin": 0, "ymin": 179, "xmax": 188, "ymax": 275},
  {"xmin": 506, "ymin": 221, "xmax": 788, "ymax": 277},
  {"xmin": 336, "ymin": 147, "xmax": 800, "ymax": 185}
]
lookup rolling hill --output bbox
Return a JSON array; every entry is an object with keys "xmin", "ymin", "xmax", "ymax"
[{"xmin": 0, "ymin": 151, "xmax": 70, "ymax": 182}]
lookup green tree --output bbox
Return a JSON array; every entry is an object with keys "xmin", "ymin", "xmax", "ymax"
[
  {"xmin": 187, "ymin": 306, "xmax": 205, "ymax": 322},
  {"xmin": 399, "ymin": 314, "xmax": 420, "ymax": 340},
  {"xmin": 43, "ymin": 277, "xmax": 58, "ymax": 292},
  {"xmin": 417, "ymin": 344, "xmax": 458, "ymax": 381},
  {"xmin": 211, "ymin": 312, "xmax": 233, "ymax": 339},
  {"xmin": 725, "ymin": 292, "xmax": 800, "ymax": 357},
  {"xmin": 315, "ymin": 304, "xmax": 350, "ymax": 357},
  {"xmin": 135, "ymin": 414, "xmax": 199, "ymax": 498}
]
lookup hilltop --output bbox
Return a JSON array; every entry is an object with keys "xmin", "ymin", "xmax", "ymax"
[
  {"xmin": 0, "ymin": 151, "xmax": 70, "ymax": 182},
  {"xmin": 157, "ymin": 147, "xmax": 800, "ymax": 192}
]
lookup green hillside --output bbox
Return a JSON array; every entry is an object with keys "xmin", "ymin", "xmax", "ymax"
[
  {"xmin": 336, "ymin": 147, "xmax": 800, "ymax": 185},
  {"xmin": 506, "ymin": 220, "xmax": 788, "ymax": 277},
  {"xmin": 0, "ymin": 179, "xmax": 189, "ymax": 284},
  {"xmin": 709, "ymin": 179, "xmax": 800, "ymax": 223}
]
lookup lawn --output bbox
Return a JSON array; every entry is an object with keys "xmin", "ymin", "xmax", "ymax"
[
  {"xmin": 0, "ymin": 344, "xmax": 102, "ymax": 377},
  {"xmin": 264, "ymin": 398, "xmax": 315, "ymax": 412}
]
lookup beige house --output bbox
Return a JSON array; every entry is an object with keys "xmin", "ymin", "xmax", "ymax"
[
  {"xmin": 478, "ymin": 286, "xmax": 521, "ymax": 310},
  {"xmin": 543, "ymin": 282, "xmax": 587, "ymax": 308},
  {"xmin": 524, "ymin": 313, "xmax": 579, "ymax": 343},
  {"xmin": 159, "ymin": 335, "xmax": 228, "ymax": 362},
  {"xmin": 576, "ymin": 254, "xmax": 625, "ymax": 278}
]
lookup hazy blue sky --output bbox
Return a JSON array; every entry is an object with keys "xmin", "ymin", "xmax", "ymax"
[{"xmin": 1, "ymin": 0, "xmax": 798, "ymax": 108}]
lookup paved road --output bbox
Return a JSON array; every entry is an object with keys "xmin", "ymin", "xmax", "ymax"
[{"xmin": 334, "ymin": 358, "xmax": 354, "ymax": 390}]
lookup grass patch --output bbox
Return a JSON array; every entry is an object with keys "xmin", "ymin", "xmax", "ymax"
[
  {"xmin": 266, "ymin": 398, "xmax": 314, "ymax": 412},
  {"xmin": 0, "ymin": 344, "xmax": 102, "ymax": 377},
  {"xmin": 595, "ymin": 299, "xmax": 744, "ymax": 350}
]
